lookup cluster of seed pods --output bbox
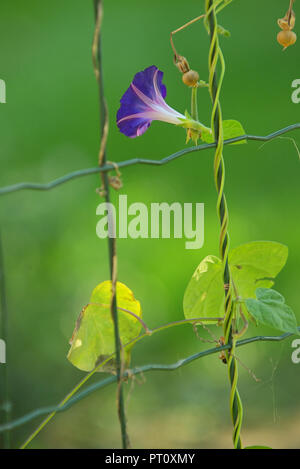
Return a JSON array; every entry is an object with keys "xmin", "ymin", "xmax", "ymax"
[{"xmin": 277, "ymin": 2, "xmax": 297, "ymax": 50}]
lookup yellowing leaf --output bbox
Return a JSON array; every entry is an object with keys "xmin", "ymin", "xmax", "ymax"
[
  {"xmin": 67, "ymin": 281, "xmax": 142, "ymax": 372},
  {"xmin": 183, "ymin": 255, "xmax": 224, "ymax": 323}
]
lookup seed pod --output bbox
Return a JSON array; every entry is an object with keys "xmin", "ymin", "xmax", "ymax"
[
  {"xmin": 289, "ymin": 10, "xmax": 296, "ymax": 30},
  {"xmin": 182, "ymin": 70, "xmax": 199, "ymax": 87},
  {"xmin": 277, "ymin": 30, "xmax": 297, "ymax": 49},
  {"xmin": 278, "ymin": 10, "xmax": 296, "ymax": 31},
  {"xmin": 175, "ymin": 55, "xmax": 190, "ymax": 74}
]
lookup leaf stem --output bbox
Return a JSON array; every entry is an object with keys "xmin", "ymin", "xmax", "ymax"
[{"xmin": 191, "ymin": 87, "xmax": 199, "ymax": 122}]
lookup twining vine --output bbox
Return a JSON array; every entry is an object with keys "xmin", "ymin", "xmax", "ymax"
[{"xmin": 206, "ymin": 0, "xmax": 243, "ymax": 448}]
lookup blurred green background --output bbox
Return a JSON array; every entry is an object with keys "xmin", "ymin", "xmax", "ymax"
[{"xmin": 0, "ymin": 0, "xmax": 299, "ymax": 449}]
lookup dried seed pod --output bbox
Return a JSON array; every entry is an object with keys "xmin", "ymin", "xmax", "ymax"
[
  {"xmin": 278, "ymin": 9, "xmax": 296, "ymax": 31},
  {"xmin": 289, "ymin": 10, "xmax": 296, "ymax": 29},
  {"xmin": 182, "ymin": 70, "xmax": 199, "ymax": 87},
  {"xmin": 109, "ymin": 176, "xmax": 123, "ymax": 190},
  {"xmin": 175, "ymin": 55, "xmax": 190, "ymax": 74},
  {"xmin": 277, "ymin": 30, "xmax": 297, "ymax": 49}
]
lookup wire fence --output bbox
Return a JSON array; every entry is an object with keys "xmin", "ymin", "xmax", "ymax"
[
  {"xmin": 0, "ymin": 0, "xmax": 300, "ymax": 450},
  {"xmin": 0, "ymin": 124, "xmax": 300, "ymax": 197},
  {"xmin": 0, "ymin": 326, "xmax": 298, "ymax": 434}
]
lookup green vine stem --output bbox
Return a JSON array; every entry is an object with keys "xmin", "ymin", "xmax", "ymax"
[
  {"xmin": 205, "ymin": 0, "xmax": 243, "ymax": 449},
  {"xmin": 191, "ymin": 87, "xmax": 199, "ymax": 121}
]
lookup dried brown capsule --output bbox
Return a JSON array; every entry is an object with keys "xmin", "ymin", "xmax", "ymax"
[
  {"xmin": 278, "ymin": 9, "xmax": 296, "ymax": 31},
  {"xmin": 182, "ymin": 70, "xmax": 199, "ymax": 87},
  {"xmin": 175, "ymin": 55, "xmax": 190, "ymax": 74}
]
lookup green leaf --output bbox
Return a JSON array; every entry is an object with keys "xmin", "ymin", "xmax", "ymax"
[
  {"xmin": 183, "ymin": 255, "xmax": 224, "ymax": 323},
  {"xmin": 217, "ymin": 25, "xmax": 231, "ymax": 37},
  {"xmin": 245, "ymin": 288, "xmax": 299, "ymax": 335},
  {"xmin": 223, "ymin": 120, "xmax": 246, "ymax": 144},
  {"xmin": 201, "ymin": 119, "xmax": 246, "ymax": 144},
  {"xmin": 200, "ymin": 127, "xmax": 214, "ymax": 143},
  {"xmin": 183, "ymin": 241, "xmax": 288, "ymax": 323},
  {"xmin": 67, "ymin": 281, "xmax": 142, "ymax": 372},
  {"xmin": 229, "ymin": 241, "xmax": 288, "ymax": 300}
]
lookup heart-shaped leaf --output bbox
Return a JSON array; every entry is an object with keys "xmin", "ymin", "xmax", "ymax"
[
  {"xmin": 245, "ymin": 288, "xmax": 299, "ymax": 335},
  {"xmin": 183, "ymin": 255, "xmax": 224, "ymax": 323},
  {"xmin": 183, "ymin": 241, "xmax": 288, "ymax": 323},
  {"xmin": 67, "ymin": 281, "xmax": 142, "ymax": 372},
  {"xmin": 229, "ymin": 241, "xmax": 288, "ymax": 300}
]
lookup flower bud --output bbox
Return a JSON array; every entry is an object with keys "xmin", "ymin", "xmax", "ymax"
[
  {"xmin": 277, "ymin": 30, "xmax": 297, "ymax": 49},
  {"xmin": 182, "ymin": 70, "xmax": 199, "ymax": 87}
]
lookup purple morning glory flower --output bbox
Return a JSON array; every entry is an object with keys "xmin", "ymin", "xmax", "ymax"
[{"xmin": 117, "ymin": 65, "xmax": 187, "ymax": 138}]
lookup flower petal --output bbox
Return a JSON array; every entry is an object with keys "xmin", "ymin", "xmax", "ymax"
[
  {"xmin": 132, "ymin": 65, "xmax": 166, "ymax": 101},
  {"xmin": 116, "ymin": 65, "xmax": 184, "ymax": 138},
  {"xmin": 117, "ymin": 114, "xmax": 152, "ymax": 138}
]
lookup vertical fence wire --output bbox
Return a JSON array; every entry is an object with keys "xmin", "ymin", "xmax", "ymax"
[
  {"xmin": 92, "ymin": 0, "xmax": 129, "ymax": 449},
  {"xmin": 205, "ymin": 0, "xmax": 243, "ymax": 449}
]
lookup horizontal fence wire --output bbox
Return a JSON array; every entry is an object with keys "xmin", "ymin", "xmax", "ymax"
[
  {"xmin": 0, "ymin": 124, "xmax": 299, "ymax": 196},
  {"xmin": 0, "ymin": 326, "xmax": 298, "ymax": 433}
]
